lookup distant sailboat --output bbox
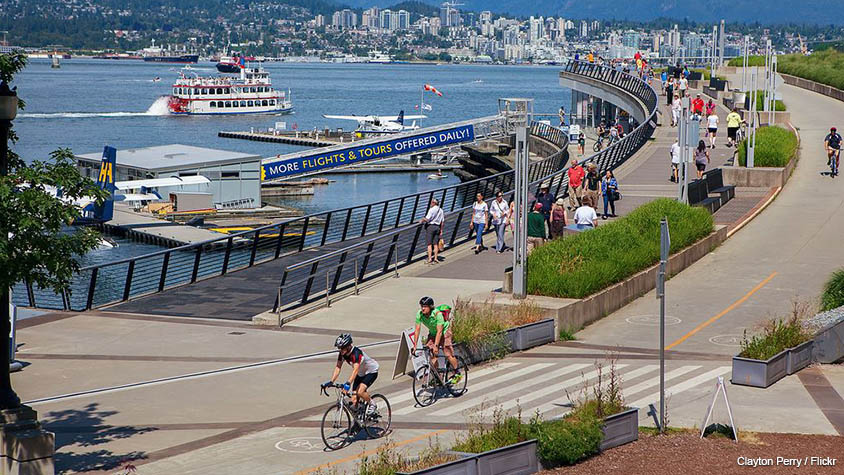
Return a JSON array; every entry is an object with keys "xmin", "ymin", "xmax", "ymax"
[{"xmin": 51, "ymin": 54, "xmax": 60, "ymax": 69}]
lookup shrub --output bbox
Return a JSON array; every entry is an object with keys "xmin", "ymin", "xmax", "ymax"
[
  {"xmin": 778, "ymin": 49, "xmax": 844, "ymax": 91},
  {"xmin": 453, "ymin": 409, "xmax": 603, "ymax": 468},
  {"xmin": 737, "ymin": 125, "xmax": 798, "ymax": 167},
  {"xmin": 727, "ymin": 55, "xmax": 766, "ymax": 67},
  {"xmin": 527, "ymin": 199, "xmax": 713, "ymax": 299},
  {"xmin": 739, "ymin": 307, "xmax": 813, "ymax": 361},
  {"xmin": 357, "ymin": 437, "xmax": 457, "ymax": 475},
  {"xmin": 529, "ymin": 417, "xmax": 603, "ymax": 466},
  {"xmin": 751, "ymin": 90, "xmax": 786, "ymax": 111},
  {"xmin": 820, "ymin": 269, "xmax": 844, "ymax": 311},
  {"xmin": 567, "ymin": 357, "xmax": 626, "ymax": 420}
]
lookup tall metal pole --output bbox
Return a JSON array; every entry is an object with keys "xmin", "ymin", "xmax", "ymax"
[
  {"xmin": 677, "ymin": 96, "xmax": 690, "ymax": 203},
  {"xmin": 718, "ymin": 19, "xmax": 725, "ymax": 67},
  {"xmin": 747, "ymin": 68, "xmax": 756, "ymax": 168},
  {"xmin": 763, "ymin": 40, "xmax": 771, "ymax": 113},
  {"xmin": 509, "ymin": 98, "xmax": 532, "ymax": 299},
  {"xmin": 658, "ymin": 218, "xmax": 669, "ymax": 433},
  {"xmin": 742, "ymin": 36, "xmax": 749, "ymax": 92}
]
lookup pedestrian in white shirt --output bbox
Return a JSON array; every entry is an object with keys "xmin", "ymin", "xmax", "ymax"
[
  {"xmin": 706, "ymin": 113, "xmax": 719, "ymax": 149},
  {"xmin": 489, "ymin": 192, "xmax": 510, "ymax": 253},
  {"xmin": 671, "ymin": 94, "xmax": 681, "ymax": 127},
  {"xmin": 420, "ymin": 198, "xmax": 445, "ymax": 264},
  {"xmin": 573, "ymin": 195, "xmax": 599, "ymax": 229},
  {"xmin": 469, "ymin": 193, "xmax": 489, "ymax": 254},
  {"xmin": 679, "ymin": 76, "xmax": 688, "ymax": 97},
  {"xmin": 670, "ymin": 139, "xmax": 681, "ymax": 183}
]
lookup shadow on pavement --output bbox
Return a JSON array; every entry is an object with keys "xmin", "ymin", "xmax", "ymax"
[{"xmin": 42, "ymin": 403, "xmax": 154, "ymax": 473}]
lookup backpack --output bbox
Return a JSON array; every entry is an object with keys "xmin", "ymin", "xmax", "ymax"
[{"xmin": 435, "ymin": 304, "xmax": 452, "ymax": 321}]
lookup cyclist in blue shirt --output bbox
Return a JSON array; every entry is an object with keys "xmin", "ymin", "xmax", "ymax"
[{"xmin": 825, "ymin": 127, "xmax": 842, "ymax": 176}]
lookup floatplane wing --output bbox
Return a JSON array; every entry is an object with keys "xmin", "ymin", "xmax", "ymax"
[
  {"xmin": 381, "ymin": 115, "xmax": 426, "ymax": 121},
  {"xmin": 115, "ymin": 175, "xmax": 210, "ymax": 191},
  {"xmin": 322, "ymin": 114, "xmax": 376, "ymax": 122}
]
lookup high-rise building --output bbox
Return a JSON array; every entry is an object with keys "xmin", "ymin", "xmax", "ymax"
[
  {"xmin": 529, "ymin": 16, "xmax": 544, "ymax": 44},
  {"xmin": 314, "ymin": 14, "xmax": 325, "ymax": 27},
  {"xmin": 362, "ymin": 7, "xmax": 379, "ymax": 29},
  {"xmin": 332, "ymin": 9, "xmax": 357, "ymax": 29},
  {"xmin": 396, "ymin": 10, "xmax": 410, "ymax": 30},
  {"xmin": 579, "ymin": 20, "xmax": 588, "ymax": 38},
  {"xmin": 622, "ymin": 30, "xmax": 641, "ymax": 49},
  {"xmin": 683, "ymin": 32, "xmax": 703, "ymax": 58},
  {"xmin": 379, "ymin": 9, "xmax": 392, "ymax": 30},
  {"xmin": 652, "ymin": 33, "xmax": 662, "ymax": 53},
  {"xmin": 479, "ymin": 11, "xmax": 492, "ymax": 23}
]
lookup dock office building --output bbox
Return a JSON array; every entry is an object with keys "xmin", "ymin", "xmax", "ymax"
[{"xmin": 76, "ymin": 144, "xmax": 262, "ymax": 208}]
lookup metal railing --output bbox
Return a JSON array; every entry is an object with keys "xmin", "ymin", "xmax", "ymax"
[
  {"xmin": 15, "ymin": 120, "xmax": 569, "ymax": 311},
  {"xmin": 273, "ymin": 60, "xmax": 659, "ymax": 316}
]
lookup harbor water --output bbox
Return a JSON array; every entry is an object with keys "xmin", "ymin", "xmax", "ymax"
[{"xmin": 11, "ymin": 59, "xmax": 571, "ymax": 271}]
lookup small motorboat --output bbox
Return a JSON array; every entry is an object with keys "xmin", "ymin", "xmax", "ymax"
[
  {"xmin": 152, "ymin": 76, "xmax": 161, "ymax": 82},
  {"xmin": 427, "ymin": 170, "xmax": 446, "ymax": 180}
]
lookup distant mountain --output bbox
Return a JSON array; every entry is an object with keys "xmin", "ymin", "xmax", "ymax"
[{"xmin": 340, "ymin": 0, "xmax": 844, "ymax": 25}]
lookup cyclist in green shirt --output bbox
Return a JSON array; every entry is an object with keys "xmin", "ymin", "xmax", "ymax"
[{"xmin": 412, "ymin": 296, "xmax": 461, "ymax": 383}]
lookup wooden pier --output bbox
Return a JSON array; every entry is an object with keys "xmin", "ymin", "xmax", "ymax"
[{"xmin": 219, "ymin": 129, "xmax": 360, "ymax": 148}]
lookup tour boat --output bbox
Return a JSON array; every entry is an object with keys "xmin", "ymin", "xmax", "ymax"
[{"xmin": 167, "ymin": 66, "xmax": 293, "ymax": 115}]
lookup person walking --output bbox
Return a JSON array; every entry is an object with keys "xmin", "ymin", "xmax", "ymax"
[
  {"xmin": 665, "ymin": 77, "xmax": 674, "ymax": 106},
  {"xmin": 694, "ymin": 140, "xmax": 710, "ymax": 179},
  {"xmin": 671, "ymin": 94, "xmax": 682, "ymax": 127},
  {"xmin": 691, "ymin": 94, "xmax": 704, "ymax": 120},
  {"xmin": 566, "ymin": 158, "xmax": 585, "ymax": 209},
  {"xmin": 550, "ymin": 198, "xmax": 568, "ymax": 239},
  {"xmin": 489, "ymin": 192, "xmax": 510, "ymax": 253},
  {"xmin": 469, "ymin": 193, "xmax": 488, "ymax": 254},
  {"xmin": 573, "ymin": 195, "xmax": 599, "ymax": 230},
  {"xmin": 577, "ymin": 131, "xmax": 586, "ymax": 155},
  {"xmin": 601, "ymin": 170, "xmax": 618, "ymax": 219},
  {"xmin": 726, "ymin": 107, "xmax": 742, "ymax": 147},
  {"xmin": 670, "ymin": 138, "xmax": 681, "ymax": 182},
  {"xmin": 706, "ymin": 111, "xmax": 719, "ymax": 148},
  {"xmin": 527, "ymin": 203, "xmax": 547, "ymax": 255},
  {"xmin": 420, "ymin": 198, "xmax": 445, "ymax": 264},
  {"xmin": 678, "ymin": 75, "xmax": 688, "ymax": 97},
  {"xmin": 558, "ymin": 105, "xmax": 566, "ymax": 127},
  {"xmin": 585, "ymin": 163, "xmax": 601, "ymax": 210},
  {"xmin": 536, "ymin": 183, "xmax": 555, "ymax": 227},
  {"xmin": 705, "ymin": 98, "xmax": 716, "ymax": 117}
]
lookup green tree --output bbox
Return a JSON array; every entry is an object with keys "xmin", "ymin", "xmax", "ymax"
[{"xmin": 0, "ymin": 53, "xmax": 107, "ymax": 408}]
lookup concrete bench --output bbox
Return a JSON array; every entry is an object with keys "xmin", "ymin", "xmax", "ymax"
[
  {"xmin": 688, "ymin": 178, "xmax": 721, "ymax": 214},
  {"xmin": 703, "ymin": 168, "xmax": 736, "ymax": 204}
]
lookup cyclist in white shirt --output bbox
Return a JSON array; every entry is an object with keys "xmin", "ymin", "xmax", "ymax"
[
  {"xmin": 489, "ymin": 192, "xmax": 510, "ymax": 253},
  {"xmin": 420, "ymin": 198, "xmax": 445, "ymax": 264},
  {"xmin": 706, "ymin": 113, "xmax": 719, "ymax": 149}
]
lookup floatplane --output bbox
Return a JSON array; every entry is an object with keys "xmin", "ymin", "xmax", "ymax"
[{"xmin": 323, "ymin": 110, "xmax": 426, "ymax": 136}]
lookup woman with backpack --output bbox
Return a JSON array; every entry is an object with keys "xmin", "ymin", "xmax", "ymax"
[{"xmin": 550, "ymin": 198, "xmax": 568, "ymax": 239}]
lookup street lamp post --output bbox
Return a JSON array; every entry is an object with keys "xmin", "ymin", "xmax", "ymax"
[{"xmin": 0, "ymin": 79, "xmax": 20, "ymax": 409}]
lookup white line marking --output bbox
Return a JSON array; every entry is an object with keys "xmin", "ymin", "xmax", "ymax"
[
  {"xmin": 382, "ymin": 363, "xmax": 519, "ymax": 406},
  {"xmin": 393, "ymin": 363, "xmax": 554, "ymax": 416},
  {"xmin": 533, "ymin": 364, "xmax": 659, "ymax": 415},
  {"xmin": 429, "ymin": 364, "xmax": 591, "ymax": 416},
  {"xmin": 622, "ymin": 366, "xmax": 701, "ymax": 399},
  {"xmin": 628, "ymin": 367, "xmax": 731, "ymax": 409}
]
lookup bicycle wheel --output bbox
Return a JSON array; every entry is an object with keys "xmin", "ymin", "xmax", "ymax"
[
  {"xmin": 445, "ymin": 356, "xmax": 469, "ymax": 396},
  {"xmin": 593, "ymin": 140, "xmax": 602, "ymax": 152},
  {"xmin": 364, "ymin": 394, "xmax": 392, "ymax": 439},
  {"xmin": 321, "ymin": 404, "xmax": 352, "ymax": 450},
  {"xmin": 412, "ymin": 364, "xmax": 437, "ymax": 407}
]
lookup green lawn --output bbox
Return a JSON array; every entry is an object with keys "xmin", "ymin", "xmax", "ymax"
[{"xmin": 729, "ymin": 49, "xmax": 844, "ymax": 91}]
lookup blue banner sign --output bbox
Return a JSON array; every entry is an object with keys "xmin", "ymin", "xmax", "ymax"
[{"xmin": 262, "ymin": 124, "xmax": 475, "ymax": 180}]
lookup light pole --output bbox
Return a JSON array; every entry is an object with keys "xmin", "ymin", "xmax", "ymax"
[{"xmin": 0, "ymin": 79, "xmax": 20, "ymax": 409}]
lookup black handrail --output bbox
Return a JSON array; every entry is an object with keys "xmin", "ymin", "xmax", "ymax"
[
  {"xmin": 273, "ymin": 60, "xmax": 659, "ymax": 314},
  {"xmin": 17, "ymin": 119, "xmax": 569, "ymax": 311}
]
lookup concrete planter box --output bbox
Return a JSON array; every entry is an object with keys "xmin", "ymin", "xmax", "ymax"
[
  {"xmin": 453, "ymin": 339, "xmax": 509, "ymax": 366},
  {"xmin": 731, "ymin": 349, "xmax": 788, "ymax": 388},
  {"xmin": 511, "ymin": 319, "xmax": 556, "ymax": 351},
  {"xmin": 709, "ymin": 78, "xmax": 728, "ymax": 91},
  {"xmin": 812, "ymin": 317, "xmax": 844, "ymax": 364},
  {"xmin": 600, "ymin": 408, "xmax": 639, "ymax": 451},
  {"xmin": 400, "ymin": 440, "xmax": 539, "ymax": 475},
  {"xmin": 787, "ymin": 340, "xmax": 814, "ymax": 375}
]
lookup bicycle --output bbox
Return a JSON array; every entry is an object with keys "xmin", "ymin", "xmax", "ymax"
[
  {"xmin": 592, "ymin": 134, "xmax": 611, "ymax": 152},
  {"xmin": 319, "ymin": 383, "xmax": 391, "ymax": 450},
  {"xmin": 411, "ymin": 347, "xmax": 468, "ymax": 407},
  {"xmin": 828, "ymin": 149, "xmax": 840, "ymax": 178}
]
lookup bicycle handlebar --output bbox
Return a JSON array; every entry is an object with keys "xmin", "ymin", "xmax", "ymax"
[{"xmin": 320, "ymin": 383, "xmax": 356, "ymax": 397}]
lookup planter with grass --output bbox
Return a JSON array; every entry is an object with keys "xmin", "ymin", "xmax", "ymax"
[
  {"xmin": 450, "ymin": 299, "xmax": 549, "ymax": 364},
  {"xmin": 396, "ymin": 452, "xmax": 476, "ymax": 475},
  {"xmin": 732, "ymin": 315, "xmax": 814, "ymax": 388}
]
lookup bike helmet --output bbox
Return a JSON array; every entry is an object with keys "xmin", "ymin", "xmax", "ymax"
[
  {"xmin": 334, "ymin": 333, "xmax": 353, "ymax": 348},
  {"xmin": 419, "ymin": 296, "xmax": 434, "ymax": 307},
  {"xmin": 832, "ymin": 127, "xmax": 838, "ymax": 132}
]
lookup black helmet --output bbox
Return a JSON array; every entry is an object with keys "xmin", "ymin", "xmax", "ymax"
[
  {"xmin": 419, "ymin": 296, "xmax": 434, "ymax": 307},
  {"xmin": 334, "ymin": 333, "xmax": 352, "ymax": 348}
]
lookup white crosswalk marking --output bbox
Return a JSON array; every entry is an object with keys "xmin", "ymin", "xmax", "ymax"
[
  {"xmin": 476, "ymin": 364, "xmax": 631, "ymax": 418},
  {"xmin": 628, "ymin": 367, "xmax": 731, "ymax": 409},
  {"xmin": 532, "ymin": 364, "xmax": 659, "ymax": 416},
  {"xmin": 382, "ymin": 362, "xmax": 519, "ymax": 407},
  {"xmin": 429, "ymin": 363, "xmax": 591, "ymax": 417},
  {"xmin": 622, "ymin": 366, "xmax": 701, "ymax": 398},
  {"xmin": 392, "ymin": 363, "xmax": 555, "ymax": 416}
]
